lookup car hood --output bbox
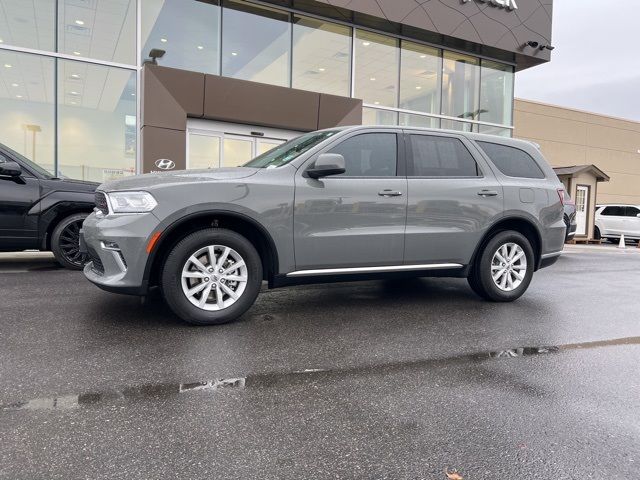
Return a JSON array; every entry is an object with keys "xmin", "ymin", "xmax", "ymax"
[
  {"xmin": 40, "ymin": 177, "xmax": 99, "ymax": 193},
  {"xmin": 99, "ymin": 168, "xmax": 260, "ymax": 192}
]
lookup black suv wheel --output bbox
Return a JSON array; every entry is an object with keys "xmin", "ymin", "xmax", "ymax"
[
  {"xmin": 161, "ymin": 228, "xmax": 263, "ymax": 325},
  {"xmin": 468, "ymin": 230, "xmax": 535, "ymax": 302},
  {"xmin": 51, "ymin": 213, "xmax": 89, "ymax": 270}
]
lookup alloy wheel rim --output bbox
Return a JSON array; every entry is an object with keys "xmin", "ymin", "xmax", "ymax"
[
  {"xmin": 490, "ymin": 242, "xmax": 527, "ymax": 292},
  {"xmin": 59, "ymin": 220, "xmax": 88, "ymax": 267},
  {"xmin": 181, "ymin": 245, "xmax": 248, "ymax": 311}
]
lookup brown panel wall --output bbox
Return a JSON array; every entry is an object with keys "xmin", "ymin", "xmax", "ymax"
[
  {"xmin": 203, "ymin": 75, "xmax": 320, "ymax": 131},
  {"xmin": 318, "ymin": 94, "xmax": 362, "ymax": 129},
  {"xmin": 141, "ymin": 66, "xmax": 364, "ymax": 172},
  {"xmin": 142, "ymin": 126, "xmax": 187, "ymax": 173}
]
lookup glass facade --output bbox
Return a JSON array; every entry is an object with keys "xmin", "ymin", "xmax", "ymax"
[
  {"xmin": 0, "ymin": 0, "xmax": 137, "ymax": 181},
  {"xmin": 0, "ymin": 0, "xmax": 515, "ymax": 180}
]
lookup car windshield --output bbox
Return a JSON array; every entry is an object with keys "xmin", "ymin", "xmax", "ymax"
[
  {"xmin": 244, "ymin": 130, "xmax": 340, "ymax": 168},
  {"xmin": 0, "ymin": 143, "xmax": 55, "ymax": 179}
]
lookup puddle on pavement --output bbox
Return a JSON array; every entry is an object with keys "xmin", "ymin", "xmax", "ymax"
[{"xmin": 3, "ymin": 336, "xmax": 638, "ymax": 412}]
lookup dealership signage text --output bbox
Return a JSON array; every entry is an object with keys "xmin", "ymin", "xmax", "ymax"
[{"xmin": 462, "ymin": 0, "xmax": 518, "ymax": 11}]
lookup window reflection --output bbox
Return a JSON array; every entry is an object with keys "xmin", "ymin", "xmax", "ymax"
[
  {"xmin": 480, "ymin": 60, "xmax": 514, "ymax": 126},
  {"xmin": 441, "ymin": 51, "xmax": 480, "ymax": 122},
  {"xmin": 292, "ymin": 15, "xmax": 351, "ymax": 96},
  {"xmin": 142, "ymin": 0, "xmax": 220, "ymax": 74},
  {"xmin": 222, "ymin": 0, "xmax": 290, "ymax": 87},
  {"xmin": 0, "ymin": 0, "xmax": 55, "ymax": 52},
  {"xmin": 0, "ymin": 50, "xmax": 55, "ymax": 174},
  {"xmin": 354, "ymin": 30, "xmax": 399, "ymax": 108},
  {"xmin": 362, "ymin": 107, "xmax": 398, "ymax": 126},
  {"xmin": 399, "ymin": 41, "xmax": 440, "ymax": 114},
  {"xmin": 57, "ymin": 60, "xmax": 136, "ymax": 182},
  {"xmin": 58, "ymin": 0, "xmax": 136, "ymax": 65},
  {"xmin": 399, "ymin": 113, "xmax": 439, "ymax": 129}
]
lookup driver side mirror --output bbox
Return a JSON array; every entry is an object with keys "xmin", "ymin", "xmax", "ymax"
[
  {"xmin": 0, "ymin": 161, "xmax": 22, "ymax": 177},
  {"xmin": 307, "ymin": 153, "xmax": 346, "ymax": 179}
]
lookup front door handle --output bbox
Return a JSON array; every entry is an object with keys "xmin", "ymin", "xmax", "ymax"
[
  {"xmin": 477, "ymin": 190, "xmax": 498, "ymax": 197},
  {"xmin": 378, "ymin": 190, "xmax": 403, "ymax": 197}
]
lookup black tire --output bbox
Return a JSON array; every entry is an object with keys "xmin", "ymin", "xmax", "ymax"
[
  {"xmin": 51, "ymin": 213, "xmax": 89, "ymax": 270},
  {"xmin": 467, "ymin": 230, "xmax": 535, "ymax": 302},
  {"xmin": 594, "ymin": 226, "xmax": 601, "ymax": 240},
  {"xmin": 161, "ymin": 228, "xmax": 262, "ymax": 325}
]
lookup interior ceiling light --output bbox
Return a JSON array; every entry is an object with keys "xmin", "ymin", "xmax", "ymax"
[
  {"xmin": 69, "ymin": 91, "xmax": 80, "ymax": 96},
  {"xmin": 73, "ymin": 51, "xmax": 81, "ymax": 55},
  {"xmin": 370, "ymin": 77, "xmax": 376, "ymax": 81},
  {"xmin": 231, "ymin": 52, "xmax": 238, "ymax": 56},
  {"xmin": 197, "ymin": 45, "xmax": 203, "ymax": 50},
  {"xmin": 75, "ymin": 20, "xmax": 84, "ymax": 25},
  {"xmin": 362, "ymin": 42, "xmax": 370, "ymax": 46},
  {"xmin": 0, "ymin": 38, "xmax": 4, "ymax": 43},
  {"xmin": 160, "ymin": 38, "xmax": 167, "ymax": 43},
  {"xmin": 420, "ymin": 55, "xmax": 426, "ymax": 58},
  {"xmin": 374, "ymin": 101, "xmax": 380, "ymax": 105},
  {"xmin": 16, "ymin": 95, "xmax": 23, "ymax": 98},
  {"xmin": 71, "ymin": 74, "xmax": 80, "ymax": 78},
  {"xmin": 11, "ymin": 83, "xmax": 19, "ymax": 87},
  {"xmin": 318, "ymin": 67, "xmax": 325, "ymax": 72},
  {"xmin": 416, "ymin": 86, "xmax": 422, "ymax": 90},
  {"xmin": 4, "ymin": 63, "xmax": 12, "ymax": 68}
]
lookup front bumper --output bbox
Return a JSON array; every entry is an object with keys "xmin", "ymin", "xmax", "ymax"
[{"xmin": 82, "ymin": 211, "xmax": 160, "ymax": 296}]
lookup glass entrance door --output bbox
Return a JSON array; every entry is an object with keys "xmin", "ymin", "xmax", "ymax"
[{"xmin": 187, "ymin": 130, "xmax": 286, "ymax": 169}]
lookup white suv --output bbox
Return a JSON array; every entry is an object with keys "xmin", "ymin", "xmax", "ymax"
[{"xmin": 595, "ymin": 205, "xmax": 640, "ymax": 242}]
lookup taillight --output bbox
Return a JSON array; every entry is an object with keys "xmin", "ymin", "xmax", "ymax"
[{"xmin": 557, "ymin": 189, "xmax": 566, "ymax": 205}]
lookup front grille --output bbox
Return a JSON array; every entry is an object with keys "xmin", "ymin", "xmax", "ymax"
[{"xmin": 94, "ymin": 191, "xmax": 109, "ymax": 215}]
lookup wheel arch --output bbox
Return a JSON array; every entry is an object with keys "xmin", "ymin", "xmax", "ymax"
[
  {"xmin": 470, "ymin": 216, "xmax": 544, "ymax": 273},
  {"xmin": 40, "ymin": 202, "xmax": 94, "ymax": 250},
  {"xmin": 145, "ymin": 211, "xmax": 280, "ymax": 289}
]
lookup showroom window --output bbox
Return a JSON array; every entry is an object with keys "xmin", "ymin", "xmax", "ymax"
[
  {"xmin": 441, "ymin": 51, "xmax": 480, "ymax": 132},
  {"xmin": 354, "ymin": 30, "xmax": 399, "ymax": 108},
  {"xmin": 221, "ymin": 0, "xmax": 291, "ymax": 87},
  {"xmin": 0, "ymin": 0, "xmax": 56, "ymax": 52},
  {"xmin": 479, "ymin": 60, "xmax": 514, "ymax": 127},
  {"xmin": 292, "ymin": 15, "xmax": 351, "ymax": 96},
  {"xmin": 141, "ymin": 0, "xmax": 220, "ymax": 74},
  {"xmin": 399, "ymin": 41, "xmax": 441, "ymax": 115},
  {"xmin": 57, "ymin": 60, "xmax": 137, "ymax": 182},
  {"xmin": 0, "ymin": 50, "xmax": 55, "ymax": 174}
]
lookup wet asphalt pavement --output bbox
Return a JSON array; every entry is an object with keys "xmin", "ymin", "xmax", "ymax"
[{"xmin": 1, "ymin": 247, "xmax": 639, "ymax": 479}]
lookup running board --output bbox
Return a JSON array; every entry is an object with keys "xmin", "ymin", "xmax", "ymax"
[{"xmin": 286, "ymin": 263, "xmax": 463, "ymax": 277}]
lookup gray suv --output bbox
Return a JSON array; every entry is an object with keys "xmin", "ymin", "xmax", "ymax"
[{"xmin": 82, "ymin": 126, "xmax": 566, "ymax": 325}]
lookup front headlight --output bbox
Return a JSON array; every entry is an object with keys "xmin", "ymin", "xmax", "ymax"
[{"xmin": 107, "ymin": 191, "xmax": 158, "ymax": 214}]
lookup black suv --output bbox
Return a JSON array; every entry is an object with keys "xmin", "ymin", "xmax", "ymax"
[{"xmin": 0, "ymin": 143, "xmax": 97, "ymax": 269}]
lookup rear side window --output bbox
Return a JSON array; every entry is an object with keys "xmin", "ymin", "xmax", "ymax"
[
  {"xmin": 328, "ymin": 133, "xmax": 397, "ymax": 177},
  {"xmin": 625, "ymin": 207, "xmax": 640, "ymax": 217},
  {"xmin": 409, "ymin": 135, "xmax": 479, "ymax": 177},
  {"xmin": 601, "ymin": 206, "xmax": 624, "ymax": 216},
  {"xmin": 477, "ymin": 141, "xmax": 545, "ymax": 179}
]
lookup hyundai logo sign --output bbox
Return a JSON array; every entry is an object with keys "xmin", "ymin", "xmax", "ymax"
[
  {"xmin": 154, "ymin": 158, "xmax": 175, "ymax": 170},
  {"xmin": 462, "ymin": 0, "xmax": 518, "ymax": 11}
]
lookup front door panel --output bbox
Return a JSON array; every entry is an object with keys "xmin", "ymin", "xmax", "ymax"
[
  {"xmin": 294, "ymin": 176, "xmax": 407, "ymax": 269},
  {"xmin": 0, "ymin": 176, "xmax": 41, "ymax": 250}
]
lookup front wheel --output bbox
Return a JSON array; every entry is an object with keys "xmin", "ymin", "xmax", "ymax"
[
  {"xmin": 161, "ymin": 228, "xmax": 262, "ymax": 325},
  {"xmin": 51, "ymin": 213, "xmax": 89, "ymax": 270},
  {"xmin": 468, "ymin": 231, "xmax": 535, "ymax": 302}
]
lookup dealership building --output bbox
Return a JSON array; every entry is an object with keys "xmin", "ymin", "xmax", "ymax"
[{"xmin": 0, "ymin": 0, "xmax": 554, "ymax": 179}]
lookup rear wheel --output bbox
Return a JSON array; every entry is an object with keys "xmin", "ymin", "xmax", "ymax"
[
  {"xmin": 468, "ymin": 230, "xmax": 535, "ymax": 302},
  {"xmin": 51, "ymin": 213, "xmax": 89, "ymax": 270},
  {"xmin": 594, "ymin": 226, "xmax": 601, "ymax": 240},
  {"xmin": 161, "ymin": 228, "xmax": 262, "ymax": 325}
]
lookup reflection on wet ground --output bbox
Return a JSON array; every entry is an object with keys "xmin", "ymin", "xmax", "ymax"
[{"xmin": 3, "ymin": 336, "xmax": 638, "ymax": 412}]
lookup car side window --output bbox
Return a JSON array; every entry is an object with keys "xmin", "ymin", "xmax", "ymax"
[
  {"xmin": 327, "ymin": 133, "xmax": 397, "ymax": 177},
  {"xmin": 476, "ymin": 141, "xmax": 545, "ymax": 179},
  {"xmin": 409, "ymin": 135, "xmax": 479, "ymax": 177},
  {"xmin": 601, "ymin": 206, "xmax": 623, "ymax": 216}
]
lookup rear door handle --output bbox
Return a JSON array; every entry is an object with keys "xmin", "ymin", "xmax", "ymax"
[
  {"xmin": 378, "ymin": 190, "xmax": 403, "ymax": 197},
  {"xmin": 477, "ymin": 190, "xmax": 498, "ymax": 197}
]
